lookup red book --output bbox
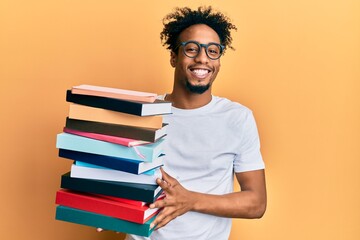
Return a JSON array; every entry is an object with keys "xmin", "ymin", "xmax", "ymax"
[
  {"xmin": 94, "ymin": 193, "xmax": 166, "ymax": 207},
  {"xmin": 55, "ymin": 189, "xmax": 161, "ymax": 224}
]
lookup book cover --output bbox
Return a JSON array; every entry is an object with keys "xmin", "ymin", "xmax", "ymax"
[
  {"xmin": 60, "ymin": 172, "xmax": 162, "ymax": 202},
  {"xmin": 63, "ymin": 127, "xmax": 150, "ymax": 147},
  {"xmin": 55, "ymin": 189, "xmax": 160, "ymax": 224},
  {"xmin": 56, "ymin": 133, "xmax": 164, "ymax": 162},
  {"xmin": 71, "ymin": 84, "xmax": 157, "ymax": 103},
  {"xmin": 55, "ymin": 205, "xmax": 155, "ymax": 237},
  {"xmin": 59, "ymin": 149, "xmax": 164, "ymax": 174},
  {"xmin": 70, "ymin": 162, "xmax": 161, "ymax": 185},
  {"xmin": 65, "ymin": 117, "xmax": 167, "ymax": 142},
  {"xmin": 67, "ymin": 90, "xmax": 172, "ymax": 116},
  {"xmin": 68, "ymin": 103, "xmax": 164, "ymax": 129}
]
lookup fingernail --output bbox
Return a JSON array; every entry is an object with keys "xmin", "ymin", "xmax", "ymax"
[
  {"xmin": 150, "ymin": 223, "xmax": 154, "ymax": 229},
  {"xmin": 96, "ymin": 228, "xmax": 103, "ymax": 232}
]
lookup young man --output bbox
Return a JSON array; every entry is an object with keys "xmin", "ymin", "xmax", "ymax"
[{"xmin": 126, "ymin": 6, "xmax": 267, "ymax": 240}]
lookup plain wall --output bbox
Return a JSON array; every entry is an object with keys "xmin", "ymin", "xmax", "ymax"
[{"xmin": 0, "ymin": 0, "xmax": 359, "ymax": 239}]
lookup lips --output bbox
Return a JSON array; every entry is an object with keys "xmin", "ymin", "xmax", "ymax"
[{"xmin": 190, "ymin": 67, "xmax": 211, "ymax": 79}]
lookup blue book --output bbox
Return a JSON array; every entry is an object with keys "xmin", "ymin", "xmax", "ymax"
[
  {"xmin": 59, "ymin": 149, "xmax": 163, "ymax": 174},
  {"xmin": 75, "ymin": 161, "xmax": 157, "ymax": 175},
  {"xmin": 56, "ymin": 133, "xmax": 164, "ymax": 162},
  {"xmin": 55, "ymin": 205, "xmax": 155, "ymax": 237}
]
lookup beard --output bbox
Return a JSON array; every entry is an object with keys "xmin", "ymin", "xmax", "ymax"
[{"xmin": 186, "ymin": 81, "xmax": 211, "ymax": 94}]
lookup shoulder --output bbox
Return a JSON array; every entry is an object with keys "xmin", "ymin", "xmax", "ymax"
[{"xmin": 212, "ymin": 96, "xmax": 253, "ymax": 119}]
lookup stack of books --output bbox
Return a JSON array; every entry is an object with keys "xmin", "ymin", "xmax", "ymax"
[{"xmin": 54, "ymin": 85, "xmax": 172, "ymax": 237}]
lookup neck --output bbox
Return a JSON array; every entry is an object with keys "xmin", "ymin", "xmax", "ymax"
[{"xmin": 165, "ymin": 89, "xmax": 212, "ymax": 109}]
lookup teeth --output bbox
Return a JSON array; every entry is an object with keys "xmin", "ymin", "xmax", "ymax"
[{"xmin": 192, "ymin": 69, "xmax": 209, "ymax": 76}]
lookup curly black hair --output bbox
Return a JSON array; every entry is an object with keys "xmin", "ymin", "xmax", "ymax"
[{"xmin": 160, "ymin": 6, "xmax": 237, "ymax": 53}]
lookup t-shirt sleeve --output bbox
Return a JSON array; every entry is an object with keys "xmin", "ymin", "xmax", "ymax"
[{"xmin": 233, "ymin": 110, "xmax": 265, "ymax": 173}]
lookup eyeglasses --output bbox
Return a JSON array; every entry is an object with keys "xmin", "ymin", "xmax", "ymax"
[{"xmin": 176, "ymin": 41, "xmax": 225, "ymax": 60}]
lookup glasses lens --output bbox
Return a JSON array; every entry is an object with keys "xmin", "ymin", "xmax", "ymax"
[
  {"xmin": 183, "ymin": 42, "xmax": 200, "ymax": 58},
  {"xmin": 206, "ymin": 43, "xmax": 222, "ymax": 59}
]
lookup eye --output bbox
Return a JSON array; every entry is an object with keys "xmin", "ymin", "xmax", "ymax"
[
  {"xmin": 185, "ymin": 46, "xmax": 199, "ymax": 53},
  {"xmin": 207, "ymin": 46, "xmax": 220, "ymax": 55}
]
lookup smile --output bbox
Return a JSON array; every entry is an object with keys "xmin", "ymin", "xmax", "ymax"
[{"xmin": 190, "ymin": 68, "xmax": 211, "ymax": 79}]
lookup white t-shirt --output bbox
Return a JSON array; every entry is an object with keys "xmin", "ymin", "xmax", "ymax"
[{"xmin": 127, "ymin": 95, "xmax": 265, "ymax": 240}]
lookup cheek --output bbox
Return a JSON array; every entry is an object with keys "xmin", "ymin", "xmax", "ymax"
[{"xmin": 213, "ymin": 62, "xmax": 221, "ymax": 75}]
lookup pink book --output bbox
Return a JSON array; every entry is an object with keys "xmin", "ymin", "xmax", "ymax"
[
  {"xmin": 71, "ymin": 84, "xmax": 157, "ymax": 103},
  {"xmin": 63, "ymin": 127, "xmax": 150, "ymax": 147}
]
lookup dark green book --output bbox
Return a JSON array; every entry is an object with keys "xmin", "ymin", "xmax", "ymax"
[
  {"xmin": 56, "ymin": 205, "xmax": 155, "ymax": 237},
  {"xmin": 60, "ymin": 172, "xmax": 162, "ymax": 203}
]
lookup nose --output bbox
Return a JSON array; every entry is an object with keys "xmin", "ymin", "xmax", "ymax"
[{"xmin": 194, "ymin": 46, "xmax": 209, "ymax": 63}]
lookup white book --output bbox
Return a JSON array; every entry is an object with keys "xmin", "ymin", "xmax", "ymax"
[{"xmin": 70, "ymin": 162, "xmax": 162, "ymax": 184}]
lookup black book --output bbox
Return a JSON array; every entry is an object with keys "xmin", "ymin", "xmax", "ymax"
[
  {"xmin": 66, "ymin": 90, "xmax": 172, "ymax": 116},
  {"xmin": 65, "ymin": 117, "xmax": 167, "ymax": 142},
  {"xmin": 60, "ymin": 172, "xmax": 162, "ymax": 203}
]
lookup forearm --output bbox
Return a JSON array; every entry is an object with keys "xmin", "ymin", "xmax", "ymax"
[
  {"xmin": 149, "ymin": 168, "xmax": 266, "ymax": 229},
  {"xmin": 190, "ymin": 189, "xmax": 266, "ymax": 219}
]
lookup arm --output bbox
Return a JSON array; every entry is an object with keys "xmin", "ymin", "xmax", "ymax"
[{"xmin": 149, "ymin": 167, "xmax": 267, "ymax": 229}]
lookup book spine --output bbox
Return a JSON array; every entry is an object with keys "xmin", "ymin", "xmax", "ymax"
[
  {"xmin": 68, "ymin": 104, "xmax": 163, "ymax": 129},
  {"xmin": 67, "ymin": 90, "xmax": 145, "ymax": 116},
  {"xmin": 63, "ymin": 127, "xmax": 149, "ymax": 147},
  {"xmin": 60, "ymin": 172, "xmax": 162, "ymax": 202},
  {"xmin": 59, "ymin": 149, "xmax": 141, "ymax": 174},
  {"xmin": 56, "ymin": 133, "xmax": 164, "ymax": 162},
  {"xmin": 55, "ymin": 206, "xmax": 155, "ymax": 236},
  {"xmin": 65, "ymin": 118, "xmax": 162, "ymax": 142},
  {"xmin": 55, "ymin": 190, "xmax": 158, "ymax": 224}
]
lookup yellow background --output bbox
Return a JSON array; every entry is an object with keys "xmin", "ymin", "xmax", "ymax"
[{"xmin": 0, "ymin": 0, "xmax": 359, "ymax": 239}]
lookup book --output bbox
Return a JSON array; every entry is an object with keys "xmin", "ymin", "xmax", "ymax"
[
  {"xmin": 71, "ymin": 84, "xmax": 158, "ymax": 103},
  {"xmin": 63, "ymin": 127, "xmax": 150, "ymax": 147},
  {"xmin": 60, "ymin": 172, "xmax": 162, "ymax": 202},
  {"xmin": 68, "ymin": 103, "xmax": 164, "ymax": 129},
  {"xmin": 59, "ymin": 149, "xmax": 164, "ymax": 174},
  {"xmin": 66, "ymin": 90, "xmax": 172, "ymax": 116},
  {"xmin": 65, "ymin": 117, "xmax": 167, "ymax": 142},
  {"xmin": 55, "ymin": 189, "xmax": 160, "ymax": 224},
  {"xmin": 70, "ymin": 162, "xmax": 162, "ymax": 184},
  {"xmin": 55, "ymin": 205, "xmax": 155, "ymax": 237},
  {"xmin": 56, "ymin": 133, "xmax": 164, "ymax": 162},
  {"xmin": 93, "ymin": 192, "xmax": 165, "ymax": 207}
]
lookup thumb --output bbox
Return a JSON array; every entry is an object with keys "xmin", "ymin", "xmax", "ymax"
[{"xmin": 160, "ymin": 167, "xmax": 177, "ymax": 185}]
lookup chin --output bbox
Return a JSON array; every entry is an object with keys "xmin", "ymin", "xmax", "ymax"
[{"xmin": 186, "ymin": 81, "xmax": 211, "ymax": 94}]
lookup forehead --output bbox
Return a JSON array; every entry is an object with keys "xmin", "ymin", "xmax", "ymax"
[{"xmin": 179, "ymin": 24, "xmax": 220, "ymax": 44}]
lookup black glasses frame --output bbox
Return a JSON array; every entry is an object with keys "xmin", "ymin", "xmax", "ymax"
[{"xmin": 176, "ymin": 41, "xmax": 225, "ymax": 60}]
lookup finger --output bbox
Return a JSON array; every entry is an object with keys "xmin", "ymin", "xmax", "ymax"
[
  {"xmin": 150, "ymin": 197, "xmax": 168, "ymax": 209},
  {"xmin": 154, "ymin": 214, "xmax": 174, "ymax": 230},
  {"xmin": 156, "ymin": 177, "xmax": 171, "ymax": 191},
  {"xmin": 160, "ymin": 167, "xmax": 176, "ymax": 185},
  {"xmin": 150, "ymin": 209, "xmax": 169, "ymax": 229}
]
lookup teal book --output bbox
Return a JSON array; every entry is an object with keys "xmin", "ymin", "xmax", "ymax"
[
  {"xmin": 56, "ymin": 133, "xmax": 164, "ymax": 162},
  {"xmin": 55, "ymin": 205, "xmax": 155, "ymax": 237}
]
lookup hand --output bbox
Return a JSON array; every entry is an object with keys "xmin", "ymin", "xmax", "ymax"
[{"xmin": 149, "ymin": 167, "xmax": 195, "ymax": 230}]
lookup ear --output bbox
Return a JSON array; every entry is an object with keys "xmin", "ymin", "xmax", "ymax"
[{"xmin": 170, "ymin": 51, "xmax": 177, "ymax": 67}]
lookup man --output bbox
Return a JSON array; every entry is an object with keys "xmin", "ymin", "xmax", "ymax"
[{"xmin": 126, "ymin": 6, "xmax": 267, "ymax": 240}]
